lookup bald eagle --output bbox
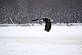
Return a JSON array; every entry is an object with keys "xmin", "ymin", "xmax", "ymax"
[{"xmin": 32, "ymin": 17, "xmax": 52, "ymax": 32}]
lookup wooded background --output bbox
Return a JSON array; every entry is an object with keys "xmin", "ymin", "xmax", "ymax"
[{"xmin": 0, "ymin": 0, "xmax": 82, "ymax": 24}]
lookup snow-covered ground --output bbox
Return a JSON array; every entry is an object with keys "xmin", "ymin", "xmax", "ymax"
[{"xmin": 0, "ymin": 24, "xmax": 82, "ymax": 55}]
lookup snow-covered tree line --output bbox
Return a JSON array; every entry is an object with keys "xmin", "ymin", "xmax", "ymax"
[{"xmin": 0, "ymin": 0, "xmax": 82, "ymax": 24}]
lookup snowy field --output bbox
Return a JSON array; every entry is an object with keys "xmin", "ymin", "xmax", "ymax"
[{"xmin": 0, "ymin": 23, "xmax": 82, "ymax": 55}]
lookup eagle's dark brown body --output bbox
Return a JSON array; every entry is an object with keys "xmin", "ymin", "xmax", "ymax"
[{"xmin": 43, "ymin": 18, "xmax": 51, "ymax": 32}]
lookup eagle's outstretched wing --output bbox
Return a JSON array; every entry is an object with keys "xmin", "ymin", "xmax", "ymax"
[
  {"xmin": 32, "ymin": 19, "xmax": 39, "ymax": 21},
  {"xmin": 31, "ymin": 18, "xmax": 43, "ymax": 21}
]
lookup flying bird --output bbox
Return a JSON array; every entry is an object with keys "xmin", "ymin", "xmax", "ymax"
[{"xmin": 32, "ymin": 17, "xmax": 52, "ymax": 32}]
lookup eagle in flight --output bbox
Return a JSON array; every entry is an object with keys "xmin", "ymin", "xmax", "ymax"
[{"xmin": 32, "ymin": 17, "xmax": 52, "ymax": 32}]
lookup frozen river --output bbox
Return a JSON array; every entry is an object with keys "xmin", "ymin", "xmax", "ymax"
[{"xmin": 0, "ymin": 24, "xmax": 82, "ymax": 55}]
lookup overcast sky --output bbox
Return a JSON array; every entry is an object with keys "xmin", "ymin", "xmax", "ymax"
[{"xmin": 0, "ymin": 0, "xmax": 82, "ymax": 8}]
